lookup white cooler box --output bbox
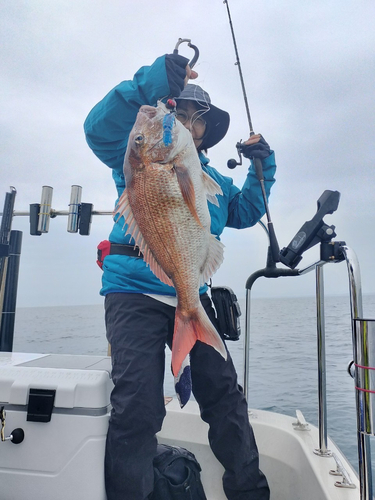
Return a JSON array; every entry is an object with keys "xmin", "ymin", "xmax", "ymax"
[{"xmin": 0, "ymin": 352, "xmax": 113, "ymax": 500}]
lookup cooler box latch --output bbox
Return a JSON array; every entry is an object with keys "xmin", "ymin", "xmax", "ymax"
[{"xmin": 27, "ymin": 388, "xmax": 56, "ymax": 423}]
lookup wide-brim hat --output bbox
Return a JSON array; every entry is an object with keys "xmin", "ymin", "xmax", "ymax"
[{"xmin": 175, "ymin": 84, "xmax": 230, "ymax": 150}]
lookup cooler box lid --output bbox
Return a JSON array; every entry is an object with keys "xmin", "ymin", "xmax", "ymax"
[{"xmin": 0, "ymin": 353, "xmax": 112, "ymax": 409}]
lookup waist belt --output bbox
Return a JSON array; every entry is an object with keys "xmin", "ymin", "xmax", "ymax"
[
  {"xmin": 110, "ymin": 243, "xmax": 143, "ymax": 257},
  {"xmin": 97, "ymin": 240, "xmax": 143, "ymax": 269}
]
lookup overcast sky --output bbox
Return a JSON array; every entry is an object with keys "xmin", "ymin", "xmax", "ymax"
[{"xmin": 1, "ymin": 0, "xmax": 374, "ymax": 311}]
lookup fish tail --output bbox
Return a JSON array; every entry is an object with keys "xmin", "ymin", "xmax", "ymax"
[
  {"xmin": 174, "ymin": 356, "xmax": 192, "ymax": 408},
  {"xmin": 171, "ymin": 304, "xmax": 227, "ymax": 377}
]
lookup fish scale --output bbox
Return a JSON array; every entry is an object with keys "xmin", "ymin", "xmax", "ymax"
[{"xmin": 135, "ymin": 175, "xmax": 203, "ymax": 296}]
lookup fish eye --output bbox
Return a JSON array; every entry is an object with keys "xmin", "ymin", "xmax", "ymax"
[{"xmin": 134, "ymin": 134, "xmax": 144, "ymax": 144}]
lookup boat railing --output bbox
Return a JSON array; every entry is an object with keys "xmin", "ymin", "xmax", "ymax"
[{"xmin": 244, "ymin": 193, "xmax": 374, "ymax": 500}]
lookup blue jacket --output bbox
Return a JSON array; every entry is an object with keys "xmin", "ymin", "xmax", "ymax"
[{"xmin": 84, "ymin": 55, "xmax": 277, "ymax": 296}]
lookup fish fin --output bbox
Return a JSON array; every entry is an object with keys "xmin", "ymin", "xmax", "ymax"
[
  {"xmin": 202, "ymin": 171, "xmax": 223, "ymax": 207},
  {"xmin": 171, "ymin": 304, "xmax": 227, "ymax": 377},
  {"xmin": 174, "ymin": 163, "xmax": 203, "ymax": 228},
  {"xmin": 200, "ymin": 235, "xmax": 225, "ymax": 286},
  {"xmin": 114, "ymin": 190, "xmax": 174, "ymax": 287},
  {"xmin": 114, "ymin": 190, "xmax": 146, "ymax": 250},
  {"xmin": 113, "ymin": 188, "xmax": 131, "ymax": 222},
  {"xmin": 142, "ymin": 246, "xmax": 174, "ymax": 287},
  {"xmin": 174, "ymin": 356, "xmax": 192, "ymax": 408}
]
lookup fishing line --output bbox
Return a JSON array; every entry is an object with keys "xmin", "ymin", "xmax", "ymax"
[{"xmin": 191, "ymin": 85, "xmax": 210, "ymax": 128}]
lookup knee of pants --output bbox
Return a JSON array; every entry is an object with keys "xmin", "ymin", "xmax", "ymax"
[{"xmin": 109, "ymin": 380, "xmax": 166, "ymax": 437}]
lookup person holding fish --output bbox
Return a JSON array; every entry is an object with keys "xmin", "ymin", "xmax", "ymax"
[{"xmin": 84, "ymin": 50, "xmax": 275, "ymax": 500}]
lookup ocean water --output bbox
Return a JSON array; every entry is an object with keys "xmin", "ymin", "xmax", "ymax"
[{"xmin": 11, "ymin": 293, "xmax": 375, "ymax": 476}]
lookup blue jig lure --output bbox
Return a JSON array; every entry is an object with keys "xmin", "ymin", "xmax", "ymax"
[{"xmin": 162, "ymin": 113, "xmax": 175, "ymax": 146}]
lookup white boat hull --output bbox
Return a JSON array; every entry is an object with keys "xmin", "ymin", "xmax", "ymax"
[
  {"xmin": 0, "ymin": 353, "xmax": 360, "ymax": 500},
  {"xmin": 160, "ymin": 398, "xmax": 360, "ymax": 500}
]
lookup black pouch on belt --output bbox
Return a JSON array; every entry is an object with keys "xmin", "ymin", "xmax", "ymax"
[{"xmin": 211, "ymin": 286, "xmax": 242, "ymax": 341}]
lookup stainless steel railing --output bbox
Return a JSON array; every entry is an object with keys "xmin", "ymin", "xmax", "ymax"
[
  {"xmin": 243, "ymin": 244, "xmax": 374, "ymax": 500},
  {"xmin": 342, "ymin": 246, "xmax": 373, "ymax": 500}
]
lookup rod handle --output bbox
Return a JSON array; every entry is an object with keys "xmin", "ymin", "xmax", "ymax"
[
  {"xmin": 267, "ymin": 222, "xmax": 280, "ymax": 263},
  {"xmin": 254, "ymin": 157, "xmax": 264, "ymax": 182}
]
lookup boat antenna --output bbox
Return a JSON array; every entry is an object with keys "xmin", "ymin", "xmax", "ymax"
[{"xmin": 223, "ymin": 0, "xmax": 280, "ymax": 263}]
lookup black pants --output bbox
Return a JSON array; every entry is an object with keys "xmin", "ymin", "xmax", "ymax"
[{"xmin": 104, "ymin": 292, "xmax": 269, "ymax": 500}]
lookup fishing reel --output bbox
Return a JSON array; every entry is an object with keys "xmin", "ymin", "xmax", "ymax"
[
  {"xmin": 1, "ymin": 407, "xmax": 24, "ymax": 445},
  {"xmin": 227, "ymin": 141, "xmax": 244, "ymax": 169}
]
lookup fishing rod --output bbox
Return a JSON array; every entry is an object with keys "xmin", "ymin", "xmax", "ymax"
[{"xmin": 223, "ymin": 0, "xmax": 280, "ymax": 263}]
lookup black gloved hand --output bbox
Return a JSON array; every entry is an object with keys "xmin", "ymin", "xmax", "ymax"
[
  {"xmin": 165, "ymin": 54, "xmax": 189, "ymax": 98},
  {"xmin": 237, "ymin": 136, "xmax": 271, "ymax": 160}
]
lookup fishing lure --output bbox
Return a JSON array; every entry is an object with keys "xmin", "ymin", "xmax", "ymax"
[{"xmin": 162, "ymin": 112, "xmax": 175, "ymax": 146}]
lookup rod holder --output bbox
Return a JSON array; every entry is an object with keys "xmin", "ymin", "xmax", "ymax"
[
  {"xmin": 0, "ymin": 230, "xmax": 22, "ymax": 352},
  {"xmin": 78, "ymin": 203, "xmax": 93, "ymax": 236},
  {"xmin": 67, "ymin": 185, "xmax": 82, "ymax": 233},
  {"xmin": 29, "ymin": 204, "xmax": 41, "ymax": 236},
  {"xmin": 37, "ymin": 186, "xmax": 53, "ymax": 234}
]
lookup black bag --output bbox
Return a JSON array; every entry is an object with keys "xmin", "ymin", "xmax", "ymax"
[
  {"xmin": 211, "ymin": 286, "xmax": 242, "ymax": 341},
  {"xmin": 151, "ymin": 444, "xmax": 207, "ymax": 500}
]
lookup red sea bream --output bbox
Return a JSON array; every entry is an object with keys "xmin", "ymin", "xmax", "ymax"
[{"xmin": 114, "ymin": 101, "xmax": 227, "ymax": 405}]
